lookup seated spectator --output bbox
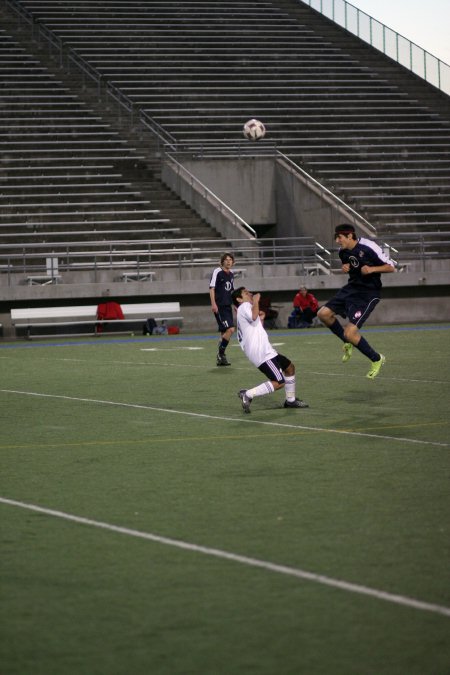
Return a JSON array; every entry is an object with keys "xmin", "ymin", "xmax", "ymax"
[
  {"xmin": 258, "ymin": 294, "xmax": 279, "ymax": 330},
  {"xmin": 288, "ymin": 286, "xmax": 319, "ymax": 328}
]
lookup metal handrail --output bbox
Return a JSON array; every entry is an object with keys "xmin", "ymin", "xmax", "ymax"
[
  {"xmin": 0, "ymin": 236, "xmax": 324, "ymax": 264},
  {"xmin": 140, "ymin": 110, "xmax": 179, "ymax": 152},
  {"xmin": 299, "ymin": 0, "xmax": 450, "ymax": 95},
  {"xmin": 276, "ymin": 151, "xmax": 376, "ymax": 236},
  {"xmin": 163, "ymin": 152, "xmax": 257, "ymax": 238},
  {"xmin": 1, "ymin": 234, "xmax": 448, "ymax": 270},
  {"xmin": 68, "ymin": 49, "xmax": 104, "ymax": 98},
  {"xmin": 5, "ymin": 0, "xmax": 34, "ymax": 28},
  {"xmin": 161, "ymin": 143, "xmax": 376, "ymax": 238},
  {"xmin": 1, "ymin": 234, "xmax": 449, "ymax": 287}
]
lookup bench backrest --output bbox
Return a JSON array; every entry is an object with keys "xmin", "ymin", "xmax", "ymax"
[{"xmin": 11, "ymin": 302, "xmax": 180, "ymax": 322}]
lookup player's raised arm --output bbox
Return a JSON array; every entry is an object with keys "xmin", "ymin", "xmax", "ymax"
[{"xmin": 251, "ymin": 293, "xmax": 261, "ymax": 321}]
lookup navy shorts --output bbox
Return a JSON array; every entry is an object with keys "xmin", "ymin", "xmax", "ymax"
[
  {"xmin": 214, "ymin": 305, "xmax": 234, "ymax": 333},
  {"xmin": 325, "ymin": 285, "xmax": 380, "ymax": 328},
  {"xmin": 258, "ymin": 353, "xmax": 291, "ymax": 383}
]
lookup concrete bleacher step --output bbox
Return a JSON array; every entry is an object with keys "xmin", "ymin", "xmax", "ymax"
[
  {"xmin": 0, "ymin": 17, "xmax": 225, "ymax": 254},
  {"xmin": 3, "ymin": 0, "xmax": 450, "ymax": 241}
]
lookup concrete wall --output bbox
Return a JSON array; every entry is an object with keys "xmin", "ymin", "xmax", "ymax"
[
  {"xmin": 2, "ymin": 277, "xmax": 449, "ymax": 340},
  {"xmin": 177, "ymin": 158, "xmax": 277, "ymax": 225},
  {"xmin": 170, "ymin": 155, "xmax": 373, "ymax": 247},
  {"xmin": 275, "ymin": 164, "xmax": 351, "ymax": 244}
]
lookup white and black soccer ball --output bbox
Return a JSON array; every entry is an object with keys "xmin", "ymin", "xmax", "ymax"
[{"xmin": 243, "ymin": 118, "xmax": 266, "ymax": 141}]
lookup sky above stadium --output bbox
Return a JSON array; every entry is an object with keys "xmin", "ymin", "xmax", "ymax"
[{"xmin": 348, "ymin": 0, "xmax": 450, "ymax": 64}]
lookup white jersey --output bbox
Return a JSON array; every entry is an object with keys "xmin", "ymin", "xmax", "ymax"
[{"xmin": 236, "ymin": 301, "xmax": 278, "ymax": 367}]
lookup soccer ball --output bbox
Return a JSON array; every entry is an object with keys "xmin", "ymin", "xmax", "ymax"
[{"xmin": 243, "ymin": 118, "xmax": 266, "ymax": 141}]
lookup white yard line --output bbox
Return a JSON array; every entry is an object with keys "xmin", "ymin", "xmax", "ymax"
[
  {"xmin": 0, "ymin": 388, "xmax": 448, "ymax": 448},
  {"xmin": 1, "ymin": 496, "xmax": 449, "ymax": 619},
  {"xmin": 140, "ymin": 347, "xmax": 204, "ymax": 351}
]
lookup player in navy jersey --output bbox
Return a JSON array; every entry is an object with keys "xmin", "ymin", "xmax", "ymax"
[
  {"xmin": 209, "ymin": 252, "xmax": 235, "ymax": 366},
  {"xmin": 318, "ymin": 224, "xmax": 396, "ymax": 379}
]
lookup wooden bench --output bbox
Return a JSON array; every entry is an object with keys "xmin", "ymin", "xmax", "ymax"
[{"xmin": 11, "ymin": 302, "xmax": 182, "ymax": 339}]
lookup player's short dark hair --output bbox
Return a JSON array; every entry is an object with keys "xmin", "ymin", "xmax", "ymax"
[
  {"xmin": 232, "ymin": 286, "xmax": 245, "ymax": 307},
  {"xmin": 220, "ymin": 252, "xmax": 235, "ymax": 265},
  {"xmin": 335, "ymin": 223, "xmax": 357, "ymax": 239}
]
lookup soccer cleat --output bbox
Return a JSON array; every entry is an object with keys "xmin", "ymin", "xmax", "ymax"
[
  {"xmin": 342, "ymin": 343, "xmax": 353, "ymax": 362},
  {"xmin": 283, "ymin": 398, "xmax": 309, "ymax": 409},
  {"xmin": 238, "ymin": 389, "xmax": 252, "ymax": 413},
  {"xmin": 366, "ymin": 354, "xmax": 385, "ymax": 379},
  {"xmin": 216, "ymin": 353, "xmax": 231, "ymax": 366}
]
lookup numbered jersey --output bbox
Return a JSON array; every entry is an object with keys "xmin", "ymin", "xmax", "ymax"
[{"xmin": 209, "ymin": 267, "xmax": 234, "ymax": 306}]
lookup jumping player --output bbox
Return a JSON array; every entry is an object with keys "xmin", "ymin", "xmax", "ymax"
[
  {"xmin": 232, "ymin": 287, "xmax": 309, "ymax": 413},
  {"xmin": 209, "ymin": 252, "xmax": 235, "ymax": 366},
  {"xmin": 318, "ymin": 223, "xmax": 396, "ymax": 379}
]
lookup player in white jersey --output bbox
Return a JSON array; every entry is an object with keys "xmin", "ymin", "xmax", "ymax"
[{"xmin": 232, "ymin": 287, "xmax": 309, "ymax": 413}]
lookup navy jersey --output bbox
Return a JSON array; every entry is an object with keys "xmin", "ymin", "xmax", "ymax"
[
  {"xmin": 209, "ymin": 267, "xmax": 234, "ymax": 306},
  {"xmin": 340, "ymin": 237, "xmax": 395, "ymax": 290}
]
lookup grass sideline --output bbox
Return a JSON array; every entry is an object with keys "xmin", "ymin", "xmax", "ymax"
[{"xmin": 1, "ymin": 324, "xmax": 450, "ymax": 674}]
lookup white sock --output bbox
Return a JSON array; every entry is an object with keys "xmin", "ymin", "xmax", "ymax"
[
  {"xmin": 246, "ymin": 381, "xmax": 275, "ymax": 399},
  {"xmin": 284, "ymin": 375, "xmax": 296, "ymax": 402}
]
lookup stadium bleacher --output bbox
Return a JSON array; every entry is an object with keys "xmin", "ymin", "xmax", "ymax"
[
  {"xmin": 4, "ymin": 0, "xmax": 449, "ymax": 241},
  {"xmin": 0, "ymin": 0, "xmax": 448, "ymax": 309},
  {"xmin": 0, "ymin": 24, "xmax": 225, "ymax": 282}
]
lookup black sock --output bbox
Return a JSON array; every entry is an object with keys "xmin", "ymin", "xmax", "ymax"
[
  {"xmin": 329, "ymin": 319, "xmax": 346, "ymax": 342},
  {"xmin": 356, "ymin": 337, "xmax": 380, "ymax": 361},
  {"xmin": 219, "ymin": 338, "xmax": 229, "ymax": 355}
]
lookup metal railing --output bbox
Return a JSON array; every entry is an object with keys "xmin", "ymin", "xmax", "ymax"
[
  {"xmin": 381, "ymin": 232, "xmax": 450, "ymax": 273},
  {"xmin": 2, "ymin": 234, "xmax": 449, "ymax": 286},
  {"xmin": 163, "ymin": 152, "xmax": 257, "ymax": 239},
  {"xmin": 0, "ymin": 237, "xmax": 331, "ymax": 284},
  {"xmin": 0, "ymin": 232, "xmax": 450, "ymax": 276},
  {"xmin": 276, "ymin": 151, "xmax": 376, "ymax": 237},
  {"xmin": 298, "ymin": 0, "xmax": 450, "ymax": 95},
  {"xmin": 68, "ymin": 49, "xmax": 104, "ymax": 98}
]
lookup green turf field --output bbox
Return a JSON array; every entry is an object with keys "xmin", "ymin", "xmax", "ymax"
[{"xmin": 1, "ymin": 324, "xmax": 449, "ymax": 675}]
